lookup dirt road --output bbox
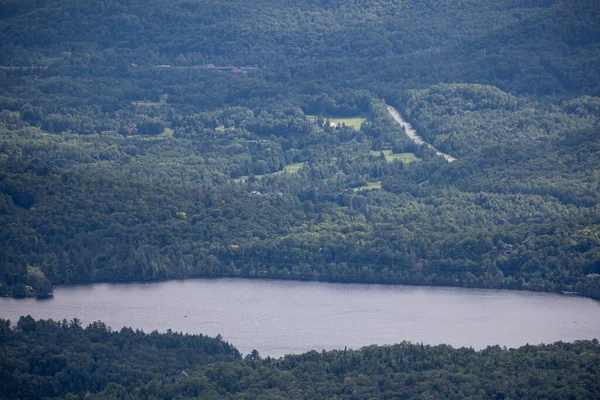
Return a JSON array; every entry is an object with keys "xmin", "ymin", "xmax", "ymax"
[{"xmin": 387, "ymin": 106, "xmax": 456, "ymax": 163}]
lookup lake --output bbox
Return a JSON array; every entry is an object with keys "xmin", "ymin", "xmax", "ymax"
[{"xmin": 1, "ymin": 278, "xmax": 599, "ymax": 357}]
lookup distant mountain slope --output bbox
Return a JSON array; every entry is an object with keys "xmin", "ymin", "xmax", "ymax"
[{"xmin": 0, "ymin": 0, "xmax": 598, "ymax": 96}]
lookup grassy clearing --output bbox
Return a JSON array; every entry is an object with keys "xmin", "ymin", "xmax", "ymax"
[
  {"xmin": 160, "ymin": 128, "xmax": 175, "ymax": 138},
  {"xmin": 232, "ymin": 162, "xmax": 305, "ymax": 183},
  {"xmin": 132, "ymin": 100, "xmax": 162, "ymax": 107},
  {"xmin": 353, "ymin": 181, "xmax": 382, "ymax": 192},
  {"xmin": 370, "ymin": 150, "xmax": 420, "ymax": 163},
  {"xmin": 307, "ymin": 115, "xmax": 366, "ymax": 130},
  {"xmin": 278, "ymin": 162, "xmax": 304, "ymax": 174}
]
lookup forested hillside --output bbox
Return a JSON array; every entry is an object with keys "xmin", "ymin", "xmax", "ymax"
[
  {"xmin": 0, "ymin": 0, "xmax": 599, "ymax": 299},
  {"xmin": 2, "ymin": 318, "xmax": 600, "ymax": 399},
  {"xmin": 0, "ymin": 317, "xmax": 240, "ymax": 399}
]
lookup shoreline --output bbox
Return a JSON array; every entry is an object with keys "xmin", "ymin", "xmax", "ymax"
[{"xmin": 4, "ymin": 273, "xmax": 595, "ymax": 302}]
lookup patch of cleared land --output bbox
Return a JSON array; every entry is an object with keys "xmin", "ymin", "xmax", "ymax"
[
  {"xmin": 352, "ymin": 181, "xmax": 382, "ymax": 192},
  {"xmin": 277, "ymin": 163, "xmax": 304, "ymax": 174},
  {"xmin": 232, "ymin": 162, "xmax": 305, "ymax": 183},
  {"xmin": 307, "ymin": 115, "xmax": 366, "ymax": 130},
  {"xmin": 370, "ymin": 150, "xmax": 420, "ymax": 163},
  {"xmin": 132, "ymin": 100, "xmax": 163, "ymax": 107},
  {"xmin": 160, "ymin": 128, "xmax": 175, "ymax": 137}
]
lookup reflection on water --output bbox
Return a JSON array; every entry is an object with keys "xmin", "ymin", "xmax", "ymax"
[{"xmin": 1, "ymin": 278, "xmax": 599, "ymax": 357}]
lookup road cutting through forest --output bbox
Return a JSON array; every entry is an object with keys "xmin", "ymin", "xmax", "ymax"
[{"xmin": 387, "ymin": 105, "xmax": 457, "ymax": 162}]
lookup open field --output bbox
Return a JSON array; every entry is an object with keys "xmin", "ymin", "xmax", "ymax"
[
  {"xmin": 371, "ymin": 150, "xmax": 420, "ymax": 163},
  {"xmin": 277, "ymin": 162, "xmax": 304, "ymax": 174},
  {"xmin": 160, "ymin": 128, "xmax": 175, "ymax": 137},
  {"xmin": 307, "ymin": 115, "xmax": 366, "ymax": 130},
  {"xmin": 352, "ymin": 181, "xmax": 382, "ymax": 192},
  {"xmin": 232, "ymin": 162, "xmax": 305, "ymax": 183},
  {"xmin": 132, "ymin": 100, "xmax": 163, "ymax": 107}
]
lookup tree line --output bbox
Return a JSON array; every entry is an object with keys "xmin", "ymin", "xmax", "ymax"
[{"xmin": 1, "ymin": 317, "xmax": 599, "ymax": 399}]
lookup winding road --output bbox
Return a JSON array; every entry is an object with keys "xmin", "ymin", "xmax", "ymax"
[{"xmin": 387, "ymin": 106, "xmax": 456, "ymax": 163}]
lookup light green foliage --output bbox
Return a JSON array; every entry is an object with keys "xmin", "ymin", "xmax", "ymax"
[{"xmin": 401, "ymin": 85, "xmax": 600, "ymax": 158}]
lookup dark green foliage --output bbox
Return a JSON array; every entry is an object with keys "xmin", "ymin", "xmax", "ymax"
[
  {"xmin": 1, "ymin": 94, "xmax": 599, "ymax": 299},
  {"xmin": 2, "ymin": 318, "xmax": 599, "ymax": 399},
  {"xmin": 0, "ymin": 317, "xmax": 240, "ymax": 399},
  {"xmin": 157, "ymin": 341, "xmax": 600, "ymax": 400},
  {"xmin": 1, "ymin": 1, "xmax": 600, "ymax": 397},
  {"xmin": 0, "ymin": 0, "xmax": 599, "ymax": 299},
  {"xmin": 1, "ymin": 94, "xmax": 600, "ymax": 299},
  {"xmin": 136, "ymin": 118, "xmax": 164, "ymax": 135}
]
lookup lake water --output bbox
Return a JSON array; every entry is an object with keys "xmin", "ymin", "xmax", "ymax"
[{"xmin": 1, "ymin": 278, "xmax": 599, "ymax": 357}]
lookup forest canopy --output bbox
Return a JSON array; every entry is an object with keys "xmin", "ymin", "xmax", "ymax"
[
  {"xmin": 0, "ymin": 0, "xmax": 599, "ymax": 300},
  {"xmin": 1, "ymin": 317, "xmax": 599, "ymax": 399}
]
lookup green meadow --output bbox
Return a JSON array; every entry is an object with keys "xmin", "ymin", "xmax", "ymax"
[
  {"xmin": 232, "ymin": 162, "xmax": 305, "ymax": 183},
  {"xmin": 132, "ymin": 100, "xmax": 163, "ymax": 107},
  {"xmin": 160, "ymin": 128, "xmax": 175, "ymax": 137},
  {"xmin": 371, "ymin": 150, "xmax": 420, "ymax": 163},
  {"xmin": 307, "ymin": 115, "xmax": 366, "ymax": 130}
]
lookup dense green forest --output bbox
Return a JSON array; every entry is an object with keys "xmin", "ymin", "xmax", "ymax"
[
  {"xmin": 0, "ymin": 0, "xmax": 599, "ymax": 300},
  {"xmin": 1, "ymin": 317, "xmax": 600, "ymax": 399}
]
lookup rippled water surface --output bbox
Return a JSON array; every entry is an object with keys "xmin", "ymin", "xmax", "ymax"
[{"xmin": 2, "ymin": 278, "xmax": 599, "ymax": 357}]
